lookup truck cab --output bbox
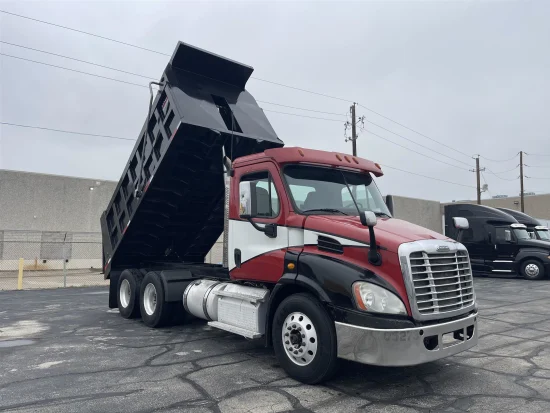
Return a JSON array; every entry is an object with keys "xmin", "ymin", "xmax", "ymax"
[
  {"xmin": 496, "ymin": 207, "xmax": 550, "ymax": 242},
  {"xmin": 101, "ymin": 42, "xmax": 478, "ymax": 384},
  {"xmin": 445, "ymin": 204, "xmax": 550, "ymax": 280}
]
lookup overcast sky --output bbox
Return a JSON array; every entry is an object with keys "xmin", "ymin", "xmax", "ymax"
[{"xmin": 1, "ymin": 0, "xmax": 549, "ymax": 202}]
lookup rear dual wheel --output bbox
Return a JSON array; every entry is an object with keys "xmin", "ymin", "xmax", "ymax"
[
  {"xmin": 117, "ymin": 269, "xmax": 143, "ymax": 318},
  {"xmin": 140, "ymin": 272, "xmax": 181, "ymax": 328}
]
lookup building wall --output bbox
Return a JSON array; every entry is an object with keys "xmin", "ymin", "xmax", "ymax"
[
  {"xmin": 0, "ymin": 170, "xmax": 117, "ymax": 232},
  {"xmin": 387, "ymin": 195, "xmax": 443, "ymax": 233}
]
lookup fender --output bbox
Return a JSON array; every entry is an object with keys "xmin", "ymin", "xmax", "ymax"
[
  {"xmin": 297, "ymin": 252, "xmax": 399, "ymax": 309},
  {"xmin": 514, "ymin": 248, "xmax": 550, "ymax": 269},
  {"xmin": 264, "ymin": 251, "xmax": 400, "ymax": 346},
  {"xmin": 157, "ymin": 269, "xmax": 196, "ymax": 302}
]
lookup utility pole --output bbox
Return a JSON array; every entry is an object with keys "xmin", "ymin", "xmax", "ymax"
[
  {"xmin": 520, "ymin": 150, "xmax": 524, "ymax": 212},
  {"xmin": 350, "ymin": 103, "xmax": 357, "ymax": 156},
  {"xmin": 471, "ymin": 155, "xmax": 485, "ymax": 205}
]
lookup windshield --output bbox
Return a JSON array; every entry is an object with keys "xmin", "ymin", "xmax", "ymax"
[
  {"xmin": 283, "ymin": 164, "xmax": 392, "ymax": 217},
  {"xmin": 513, "ymin": 228, "xmax": 531, "ymax": 240},
  {"xmin": 536, "ymin": 229, "xmax": 550, "ymax": 240}
]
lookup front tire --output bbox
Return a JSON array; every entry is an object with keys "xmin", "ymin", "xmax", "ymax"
[
  {"xmin": 140, "ymin": 272, "xmax": 174, "ymax": 328},
  {"xmin": 272, "ymin": 293, "xmax": 338, "ymax": 384},
  {"xmin": 521, "ymin": 259, "xmax": 545, "ymax": 280},
  {"xmin": 117, "ymin": 269, "xmax": 142, "ymax": 318}
]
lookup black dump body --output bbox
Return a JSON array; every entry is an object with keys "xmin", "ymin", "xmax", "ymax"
[
  {"xmin": 444, "ymin": 203, "xmax": 518, "ymax": 241},
  {"xmin": 101, "ymin": 42, "xmax": 283, "ymax": 278},
  {"xmin": 496, "ymin": 208, "xmax": 540, "ymax": 228}
]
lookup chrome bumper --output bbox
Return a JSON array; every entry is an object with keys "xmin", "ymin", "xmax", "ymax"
[{"xmin": 335, "ymin": 312, "xmax": 478, "ymax": 366}]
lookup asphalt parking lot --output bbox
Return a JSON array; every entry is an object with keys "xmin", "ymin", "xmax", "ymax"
[{"xmin": 1, "ymin": 278, "xmax": 550, "ymax": 413}]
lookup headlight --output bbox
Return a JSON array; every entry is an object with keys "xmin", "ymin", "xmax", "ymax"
[{"xmin": 352, "ymin": 282, "xmax": 407, "ymax": 315}]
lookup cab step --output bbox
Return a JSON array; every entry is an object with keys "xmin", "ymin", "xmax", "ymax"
[{"xmin": 208, "ymin": 321, "xmax": 262, "ymax": 339}]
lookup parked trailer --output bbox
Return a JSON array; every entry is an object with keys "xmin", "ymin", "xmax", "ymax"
[{"xmin": 101, "ymin": 42, "xmax": 479, "ymax": 383}]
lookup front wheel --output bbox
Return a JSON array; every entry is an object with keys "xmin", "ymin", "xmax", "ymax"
[
  {"xmin": 272, "ymin": 293, "xmax": 338, "ymax": 384},
  {"xmin": 521, "ymin": 260, "xmax": 545, "ymax": 280}
]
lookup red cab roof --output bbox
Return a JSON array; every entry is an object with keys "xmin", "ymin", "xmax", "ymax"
[{"xmin": 233, "ymin": 147, "xmax": 384, "ymax": 177}]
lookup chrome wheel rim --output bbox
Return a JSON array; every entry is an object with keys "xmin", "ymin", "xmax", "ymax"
[
  {"xmin": 119, "ymin": 279, "xmax": 131, "ymax": 308},
  {"xmin": 143, "ymin": 283, "xmax": 157, "ymax": 316},
  {"xmin": 282, "ymin": 312, "xmax": 318, "ymax": 366},
  {"xmin": 525, "ymin": 263, "xmax": 540, "ymax": 277}
]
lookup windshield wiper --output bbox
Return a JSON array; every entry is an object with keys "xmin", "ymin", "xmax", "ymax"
[
  {"xmin": 374, "ymin": 212, "xmax": 391, "ymax": 218},
  {"xmin": 302, "ymin": 208, "xmax": 349, "ymax": 215}
]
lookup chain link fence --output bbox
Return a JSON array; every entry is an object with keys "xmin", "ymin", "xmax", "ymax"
[{"xmin": 0, "ymin": 230, "xmax": 108, "ymax": 291}]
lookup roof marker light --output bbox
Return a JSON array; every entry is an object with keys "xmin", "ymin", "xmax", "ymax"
[
  {"xmin": 344, "ymin": 155, "xmax": 351, "ymax": 163},
  {"xmin": 336, "ymin": 154, "xmax": 343, "ymax": 161},
  {"xmin": 375, "ymin": 163, "xmax": 381, "ymax": 170},
  {"xmin": 298, "ymin": 149, "xmax": 305, "ymax": 157},
  {"xmin": 352, "ymin": 157, "xmax": 359, "ymax": 164}
]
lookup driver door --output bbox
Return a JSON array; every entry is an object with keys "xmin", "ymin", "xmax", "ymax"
[
  {"xmin": 228, "ymin": 162, "xmax": 289, "ymax": 282},
  {"xmin": 492, "ymin": 227, "xmax": 517, "ymax": 273}
]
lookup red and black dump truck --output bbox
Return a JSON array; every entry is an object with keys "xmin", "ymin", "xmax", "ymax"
[{"xmin": 101, "ymin": 42, "xmax": 478, "ymax": 383}]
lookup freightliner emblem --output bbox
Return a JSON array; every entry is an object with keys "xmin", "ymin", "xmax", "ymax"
[{"xmin": 437, "ymin": 245, "xmax": 450, "ymax": 252}]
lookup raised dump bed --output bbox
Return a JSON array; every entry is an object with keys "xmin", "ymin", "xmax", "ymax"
[{"xmin": 100, "ymin": 42, "xmax": 283, "ymax": 278}]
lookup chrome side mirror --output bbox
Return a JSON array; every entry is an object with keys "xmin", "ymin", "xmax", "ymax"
[
  {"xmin": 453, "ymin": 217, "xmax": 469, "ymax": 230},
  {"xmin": 504, "ymin": 230, "xmax": 512, "ymax": 242},
  {"xmin": 360, "ymin": 211, "xmax": 377, "ymax": 227}
]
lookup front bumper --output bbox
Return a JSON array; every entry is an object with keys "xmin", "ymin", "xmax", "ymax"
[{"xmin": 335, "ymin": 312, "xmax": 478, "ymax": 366}]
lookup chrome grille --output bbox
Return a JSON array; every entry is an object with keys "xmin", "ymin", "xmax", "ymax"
[{"xmin": 408, "ymin": 249, "xmax": 474, "ymax": 316}]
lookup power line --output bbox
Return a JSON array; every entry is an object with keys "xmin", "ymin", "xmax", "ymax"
[
  {"xmin": 262, "ymin": 109, "xmax": 343, "ymax": 123},
  {"xmin": 0, "ymin": 9, "xmax": 352, "ymax": 103},
  {"xmin": 480, "ymin": 153, "xmax": 519, "ymax": 162},
  {"xmin": 0, "ymin": 10, "xmax": 170, "ymax": 57},
  {"xmin": 484, "ymin": 168, "xmax": 519, "ymax": 181},
  {"xmin": 0, "ymin": 40, "xmax": 157, "ymax": 80},
  {"xmin": 1, "ymin": 122, "xmax": 135, "ymax": 141},
  {"xmin": 0, "ymin": 8, "xmax": 479, "ymax": 163},
  {"xmin": 526, "ymin": 176, "xmax": 550, "ymax": 180},
  {"xmin": 364, "ymin": 119, "xmax": 472, "ymax": 167},
  {"xmin": 2, "ymin": 121, "xmax": 478, "ymax": 190},
  {"xmin": 525, "ymin": 164, "xmax": 550, "ymax": 169},
  {"xmin": 0, "ymin": 53, "xmax": 148, "ymax": 88},
  {"xmin": 525, "ymin": 152, "xmax": 550, "ymax": 157},
  {"xmin": 1, "ymin": 47, "xmax": 347, "ymax": 120},
  {"xmin": 382, "ymin": 164, "xmax": 477, "ymax": 189},
  {"xmin": 365, "ymin": 130, "xmax": 470, "ymax": 172},
  {"xmin": 357, "ymin": 103, "xmax": 472, "ymax": 159},
  {"xmin": 486, "ymin": 165, "xmax": 519, "ymax": 174},
  {"xmin": 251, "ymin": 77, "xmax": 350, "ymax": 102},
  {"xmin": 256, "ymin": 100, "xmax": 345, "ymax": 117},
  {"xmin": 1, "ymin": 9, "xmax": 536, "ymax": 177}
]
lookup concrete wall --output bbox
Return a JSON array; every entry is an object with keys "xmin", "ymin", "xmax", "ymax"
[
  {"xmin": 0, "ymin": 170, "xmax": 117, "ymax": 232},
  {"xmin": 387, "ymin": 195, "xmax": 443, "ymax": 233}
]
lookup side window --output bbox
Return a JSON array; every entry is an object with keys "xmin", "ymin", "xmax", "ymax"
[
  {"xmin": 495, "ymin": 227, "xmax": 512, "ymax": 244},
  {"xmin": 240, "ymin": 171, "xmax": 280, "ymax": 218}
]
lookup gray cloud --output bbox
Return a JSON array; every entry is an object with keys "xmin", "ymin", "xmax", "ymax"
[{"xmin": 1, "ymin": 0, "xmax": 549, "ymax": 202}]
